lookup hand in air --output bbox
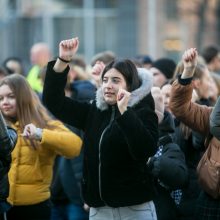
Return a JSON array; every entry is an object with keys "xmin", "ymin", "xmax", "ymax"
[
  {"xmin": 117, "ymin": 88, "xmax": 131, "ymax": 114},
  {"xmin": 91, "ymin": 61, "xmax": 105, "ymax": 86},
  {"xmin": 59, "ymin": 37, "xmax": 79, "ymax": 61},
  {"xmin": 182, "ymin": 48, "xmax": 197, "ymax": 69}
]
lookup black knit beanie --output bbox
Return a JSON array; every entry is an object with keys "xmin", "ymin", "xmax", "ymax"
[{"xmin": 152, "ymin": 58, "xmax": 176, "ymax": 79}]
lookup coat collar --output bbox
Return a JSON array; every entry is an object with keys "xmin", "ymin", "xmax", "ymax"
[{"xmin": 96, "ymin": 68, "xmax": 153, "ymax": 111}]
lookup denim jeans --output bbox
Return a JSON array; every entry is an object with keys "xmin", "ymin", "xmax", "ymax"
[
  {"xmin": 51, "ymin": 203, "xmax": 89, "ymax": 220},
  {"xmin": 0, "ymin": 202, "xmax": 11, "ymax": 220},
  {"xmin": 0, "ymin": 201, "xmax": 11, "ymax": 214},
  {"xmin": 89, "ymin": 201, "xmax": 157, "ymax": 220}
]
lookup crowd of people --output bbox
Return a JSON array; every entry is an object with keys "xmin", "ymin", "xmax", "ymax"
[{"xmin": 0, "ymin": 36, "xmax": 220, "ymax": 220}]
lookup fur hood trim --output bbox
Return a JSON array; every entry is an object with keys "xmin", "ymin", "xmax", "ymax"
[{"xmin": 96, "ymin": 68, "xmax": 153, "ymax": 111}]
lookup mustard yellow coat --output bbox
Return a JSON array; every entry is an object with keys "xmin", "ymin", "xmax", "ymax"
[{"xmin": 7, "ymin": 120, "xmax": 82, "ymax": 206}]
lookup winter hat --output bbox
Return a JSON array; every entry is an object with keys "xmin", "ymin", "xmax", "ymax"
[{"xmin": 152, "ymin": 58, "xmax": 176, "ymax": 79}]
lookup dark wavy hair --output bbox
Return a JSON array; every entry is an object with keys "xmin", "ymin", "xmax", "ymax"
[{"xmin": 101, "ymin": 59, "xmax": 141, "ymax": 92}]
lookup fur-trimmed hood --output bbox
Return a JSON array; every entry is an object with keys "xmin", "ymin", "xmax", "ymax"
[{"xmin": 96, "ymin": 68, "xmax": 153, "ymax": 111}]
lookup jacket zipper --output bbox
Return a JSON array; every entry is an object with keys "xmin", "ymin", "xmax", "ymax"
[{"xmin": 98, "ymin": 106, "xmax": 115, "ymax": 203}]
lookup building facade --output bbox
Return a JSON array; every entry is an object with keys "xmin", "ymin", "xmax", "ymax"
[{"xmin": 0, "ymin": 0, "xmax": 219, "ymax": 70}]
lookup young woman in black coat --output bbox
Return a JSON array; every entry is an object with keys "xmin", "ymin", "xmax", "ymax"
[{"xmin": 43, "ymin": 37, "xmax": 158, "ymax": 220}]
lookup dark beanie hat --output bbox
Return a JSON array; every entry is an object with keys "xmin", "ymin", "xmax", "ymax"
[{"xmin": 152, "ymin": 58, "xmax": 176, "ymax": 79}]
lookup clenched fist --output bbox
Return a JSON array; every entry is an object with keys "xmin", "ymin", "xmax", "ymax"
[{"xmin": 59, "ymin": 37, "xmax": 79, "ymax": 61}]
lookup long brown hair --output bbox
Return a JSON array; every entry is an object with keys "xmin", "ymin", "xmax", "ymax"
[{"xmin": 0, "ymin": 74, "xmax": 53, "ymax": 130}]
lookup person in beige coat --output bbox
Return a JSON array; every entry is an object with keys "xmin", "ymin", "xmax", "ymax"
[{"xmin": 170, "ymin": 48, "xmax": 220, "ymax": 220}]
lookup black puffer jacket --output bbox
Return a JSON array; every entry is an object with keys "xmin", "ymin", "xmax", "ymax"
[
  {"xmin": 43, "ymin": 62, "xmax": 158, "ymax": 208},
  {"xmin": 0, "ymin": 127, "xmax": 17, "ymax": 202}
]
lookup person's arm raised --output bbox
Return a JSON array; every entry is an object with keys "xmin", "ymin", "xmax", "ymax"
[
  {"xmin": 181, "ymin": 47, "xmax": 197, "ymax": 79},
  {"xmin": 53, "ymin": 37, "xmax": 79, "ymax": 73}
]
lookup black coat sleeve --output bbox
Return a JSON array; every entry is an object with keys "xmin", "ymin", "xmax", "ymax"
[
  {"xmin": 0, "ymin": 126, "xmax": 17, "ymax": 177},
  {"xmin": 0, "ymin": 106, "xmax": 17, "ymax": 157},
  {"xmin": 43, "ymin": 61, "xmax": 92, "ymax": 130}
]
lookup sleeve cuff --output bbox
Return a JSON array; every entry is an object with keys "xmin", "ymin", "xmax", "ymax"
[{"xmin": 178, "ymin": 74, "xmax": 193, "ymax": 85}]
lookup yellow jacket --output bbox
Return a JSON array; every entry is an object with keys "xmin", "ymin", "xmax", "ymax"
[{"xmin": 7, "ymin": 120, "xmax": 82, "ymax": 206}]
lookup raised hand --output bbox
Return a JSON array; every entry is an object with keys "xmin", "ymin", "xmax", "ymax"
[
  {"xmin": 117, "ymin": 88, "xmax": 131, "ymax": 114},
  {"xmin": 181, "ymin": 48, "xmax": 198, "ymax": 79},
  {"xmin": 59, "ymin": 37, "xmax": 79, "ymax": 61},
  {"xmin": 53, "ymin": 37, "xmax": 79, "ymax": 72},
  {"xmin": 151, "ymin": 87, "xmax": 164, "ymax": 123},
  {"xmin": 182, "ymin": 48, "xmax": 197, "ymax": 68},
  {"xmin": 91, "ymin": 61, "xmax": 105, "ymax": 87}
]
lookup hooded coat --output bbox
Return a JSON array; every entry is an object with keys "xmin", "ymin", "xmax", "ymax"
[
  {"xmin": 43, "ymin": 61, "xmax": 158, "ymax": 207},
  {"xmin": 170, "ymin": 77, "xmax": 220, "ymax": 220}
]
